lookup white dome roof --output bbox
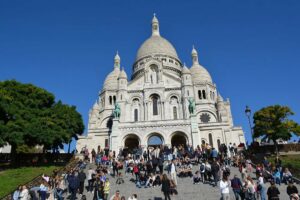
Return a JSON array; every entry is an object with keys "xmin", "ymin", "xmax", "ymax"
[
  {"xmin": 103, "ymin": 68, "xmax": 120, "ymax": 90},
  {"xmin": 190, "ymin": 64, "xmax": 212, "ymax": 83},
  {"xmin": 136, "ymin": 35, "xmax": 179, "ymax": 61},
  {"xmin": 118, "ymin": 69, "xmax": 127, "ymax": 79},
  {"xmin": 182, "ymin": 65, "xmax": 191, "ymax": 74}
]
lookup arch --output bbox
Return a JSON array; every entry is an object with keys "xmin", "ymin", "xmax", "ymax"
[
  {"xmin": 166, "ymin": 93, "xmax": 181, "ymax": 103},
  {"xmin": 170, "ymin": 131, "xmax": 188, "ymax": 147},
  {"xmin": 100, "ymin": 116, "xmax": 113, "ymax": 129},
  {"xmin": 147, "ymin": 133, "xmax": 164, "ymax": 147},
  {"xmin": 123, "ymin": 134, "xmax": 140, "ymax": 152},
  {"xmin": 113, "ymin": 96, "xmax": 116, "ymax": 104},
  {"xmin": 208, "ymin": 133, "xmax": 213, "ymax": 147}
]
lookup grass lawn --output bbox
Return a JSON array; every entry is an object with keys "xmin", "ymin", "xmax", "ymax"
[
  {"xmin": 0, "ymin": 166, "xmax": 59, "ymax": 198},
  {"xmin": 270, "ymin": 154, "xmax": 300, "ymax": 177}
]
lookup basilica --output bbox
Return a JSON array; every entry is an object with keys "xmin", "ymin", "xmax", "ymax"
[{"xmin": 77, "ymin": 15, "xmax": 245, "ymax": 153}]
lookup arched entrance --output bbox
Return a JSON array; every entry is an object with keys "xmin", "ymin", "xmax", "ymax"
[
  {"xmin": 148, "ymin": 133, "xmax": 163, "ymax": 147},
  {"xmin": 124, "ymin": 134, "xmax": 140, "ymax": 153},
  {"xmin": 171, "ymin": 132, "xmax": 187, "ymax": 147}
]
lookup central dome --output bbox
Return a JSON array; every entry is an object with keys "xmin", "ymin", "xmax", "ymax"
[
  {"xmin": 136, "ymin": 35, "xmax": 179, "ymax": 61},
  {"xmin": 135, "ymin": 15, "xmax": 179, "ymax": 62}
]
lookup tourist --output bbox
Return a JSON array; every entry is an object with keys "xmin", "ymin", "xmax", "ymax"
[
  {"xmin": 257, "ymin": 173, "xmax": 267, "ymax": 200},
  {"xmin": 68, "ymin": 171, "xmax": 80, "ymax": 200},
  {"xmin": 54, "ymin": 176, "xmax": 65, "ymax": 200},
  {"xmin": 211, "ymin": 160, "xmax": 220, "ymax": 187},
  {"xmin": 199, "ymin": 162, "xmax": 206, "ymax": 183},
  {"xmin": 103, "ymin": 178, "xmax": 110, "ymax": 200},
  {"xmin": 170, "ymin": 159, "xmax": 177, "ymax": 185},
  {"xmin": 246, "ymin": 176, "xmax": 256, "ymax": 200},
  {"xmin": 128, "ymin": 194, "xmax": 138, "ymax": 200},
  {"xmin": 116, "ymin": 172, "xmax": 125, "ymax": 184},
  {"xmin": 282, "ymin": 168, "xmax": 293, "ymax": 184},
  {"xmin": 169, "ymin": 178, "xmax": 178, "ymax": 196},
  {"xmin": 204, "ymin": 160, "xmax": 212, "ymax": 183},
  {"xmin": 93, "ymin": 175, "xmax": 104, "ymax": 200},
  {"xmin": 210, "ymin": 147, "xmax": 218, "ymax": 159},
  {"xmin": 39, "ymin": 180, "xmax": 48, "ymax": 200},
  {"xmin": 110, "ymin": 190, "xmax": 121, "ymax": 200},
  {"xmin": 121, "ymin": 196, "xmax": 126, "ymax": 200},
  {"xmin": 193, "ymin": 171, "xmax": 201, "ymax": 184},
  {"xmin": 161, "ymin": 174, "xmax": 171, "ymax": 200},
  {"xmin": 78, "ymin": 169, "xmax": 86, "ymax": 196},
  {"xmin": 87, "ymin": 167, "xmax": 95, "ymax": 192},
  {"xmin": 272, "ymin": 168, "xmax": 281, "ymax": 185},
  {"xmin": 267, "ymin": 181, "xmax": 280, "ymax": 200},
  {"xmin": 12, "ymin": 186, "xmax": 22, "ymax": 200},
  {"xmin": 219, "ymin": 175, "xmax": 231, "ymax": 200},
  {"xmin": 231, "ymin": 175, "xmax": 242, "ymax": 200},
  {"xmin": 19, "ymin": 185, "xmax": 30, "ymax": 200},
  {"xmin": 286, "ymin": 181, "xmax": 299, "ymax": 200},
  {"xmin": 91, "ymin": 148, "xmax": 96, "ymax": 163}
]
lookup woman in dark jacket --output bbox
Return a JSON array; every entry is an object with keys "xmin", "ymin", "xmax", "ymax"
[{"xmin": 161, "ymin": 174, "xmax": 171, "ymax": 200}]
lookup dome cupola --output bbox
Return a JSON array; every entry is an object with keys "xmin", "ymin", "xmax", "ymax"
[
  {"xmin": 189, "ymin": 47, "xmax": 213, "ymax": 84},
  {"xmin": 135, "ymin": 14, "xmax": 179, "ymax": 62}
]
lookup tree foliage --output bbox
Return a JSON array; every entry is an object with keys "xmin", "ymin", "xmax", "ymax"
[
  {"xmin": 0, "ymin": 80, "xmax": 84, "ymax": 152},
  {"xmin": 253, "ymin": 105, "xmax": 300, "ymax": 146}
]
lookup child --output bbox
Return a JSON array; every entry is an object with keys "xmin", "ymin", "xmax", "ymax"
[{"xmin": 116, "ymin": 172, "xmax": 124, "ymax": 184}]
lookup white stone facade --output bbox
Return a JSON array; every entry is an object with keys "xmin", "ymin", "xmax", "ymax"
[{"xmin": 77, "ymin": 15, "xmax": 245, "ymax": 153}]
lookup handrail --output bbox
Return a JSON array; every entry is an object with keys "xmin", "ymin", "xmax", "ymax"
[{"xmin": 249, "ymin": 162, "xmax": 300, "ymax": 184}]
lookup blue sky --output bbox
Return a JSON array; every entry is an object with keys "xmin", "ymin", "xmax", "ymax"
[{"xmin": 1, "ymin": 1, "xmax": 300, "ymax": 151}]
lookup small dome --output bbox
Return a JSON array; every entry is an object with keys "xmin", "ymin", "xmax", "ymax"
[
  {"xmin": 136, "ymin": 35, "xmax": 179, "ymax": 61},
  {"xmin": 103, "ymin": 68, "xmax": 120, "ymax": 90},
  {"xmin": 190, "ymin": 63, "xmax": 212, "ymax": 84},
  {"xmin": 118, "ymin": 69, "xmax": 127, "ymax": 79},
  {"xmin": 182, "ymin": 65, "xmax": 191, "ymax": 74}
]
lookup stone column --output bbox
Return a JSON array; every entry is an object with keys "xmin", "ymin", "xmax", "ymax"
[
  {"xmin": 190, "ymin": 114, "xmax": 201, "ymax": 148},
  {"xmin": 110, "ymin": 119, "xmax": 120, "ymax": 154}
]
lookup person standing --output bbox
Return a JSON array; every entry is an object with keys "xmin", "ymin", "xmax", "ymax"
[
  {"xmin": 257, "ymin": 173, "xmax": 267, "ymax": 200},
  {"xmin": 161, "ymin": 174, "xmax": 171, "ymax": 200},
  {"xmin": 211, "ymin": 160, "xmax": 220, "ymax": 187},
  {"xmin": 78, "ymin": 169, "xmax": 86, "ymax": 196},
  {"xmin": 87, "ymin": 167, "xmax": 95, "ymax": 192},
  {"xmin": 170, "ymin": 159, "xmax": 177, "ymax": 186},
  {"xmin": 231, "ymin": 175, "xmax": 242, "ymax": 200},
  {"xmin": 68, "ymin": 172, "xmax": 80, "ymax": 200},
  {"xmin": 19, "ymin": 186, "xmax": 30, "ymax": 200},
  {"xmin": 286, "ymin": 181, "xmax": 299, "ymax": 200},
  {"xmin": 103, "ymin": 178, "xmax": 110, "ymax": 200},
  {"xmin": 267, "ymin": 181, "xmax": 280, "ymax": 200},
  {"xmin": 220, "ymin": 175, "xmax": 231, "ymax": 200}
]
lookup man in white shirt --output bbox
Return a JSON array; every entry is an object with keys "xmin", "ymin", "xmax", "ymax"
[
  {"xmin": 219, "ymin": 176, "xmax": 230, "ymax": 200},
  {"xmin": 170, "ymin": 159, "xmax": 177, "ymax": 185},
  {"xmin": 87, "ymin": 167, "xmax": 95, "ymax": 192}
]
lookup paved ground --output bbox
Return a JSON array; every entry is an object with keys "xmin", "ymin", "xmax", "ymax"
[{"xmin": 77, "ymin": 163, "xmax": 297, "ymax": 200}]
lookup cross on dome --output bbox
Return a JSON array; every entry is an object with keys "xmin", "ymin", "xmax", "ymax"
[
  {"xmin": 152, "ymin": 13, "xmax": 160, "ymax": 36},
  {"xmin": 114, "ymin": 51, "xmax": 120, "ymax": 69}
]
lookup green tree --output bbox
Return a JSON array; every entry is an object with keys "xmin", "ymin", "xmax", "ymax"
[
  {"xmin": 0, "ymin": 80, "xmax": 84, "ymax": 159},
  {"xmin": 253, "ymin": 105, "xmax": 300, "ymax": 156}
]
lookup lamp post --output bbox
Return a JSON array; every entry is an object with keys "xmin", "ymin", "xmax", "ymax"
[{"xmin": 245, "ymin": 105, "xmax": 254, "ymax": 143}]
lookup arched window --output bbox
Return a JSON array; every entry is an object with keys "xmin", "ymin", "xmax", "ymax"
[
  {"xmin": 187, "ymin": 90, "xmax": 189, "ymax": 96},
  {"xmin": 109, "ymin": 96, "xmax": 112, "ymax": 105},
  {"xmin": 113, "ymin": 96, "xmax": 116, "ymax": 104},
  {"xmin": 198, "ymin": 90, "xmax": 202, "ymax": 99},
  {"xmin": 209, "ymin": 133, "xmax": 213, "ymax": 147},
  {"xmin": 120, "ymin": 95, "xmax": 122, "ymax": 100},
  {"xmin": 173, "ymin": 106, "xmax": 178, "ymax": 120},
  {"xmin": 152, "ymin": 95, "xmax": 158, "ymax": 115},
  {"xmin": 202, "ymin": 90, "xmax": 206, "ymax": 99},
  {"xmin": 134, "ymin": 109, "xmax": 138, "ymax": 122}
]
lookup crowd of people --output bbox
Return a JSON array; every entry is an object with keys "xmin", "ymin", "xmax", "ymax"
[{"xmin": 11, "ymin": 141, "xmax": 300, "ymax": 200}]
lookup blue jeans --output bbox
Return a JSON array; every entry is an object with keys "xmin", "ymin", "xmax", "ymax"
[{"xmin": 233, "ymin": 189, "xmax": 241, "ymax": 200}]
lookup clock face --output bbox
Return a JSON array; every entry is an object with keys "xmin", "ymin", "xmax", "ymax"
[{"xmin": 200, "ymin": 113, "xmax": 211, "ymax": 123}]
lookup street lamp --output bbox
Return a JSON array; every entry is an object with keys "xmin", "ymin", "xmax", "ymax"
[{"xmin": 245, "ymin": 105, "xmax": 254, "ymax": 143}]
